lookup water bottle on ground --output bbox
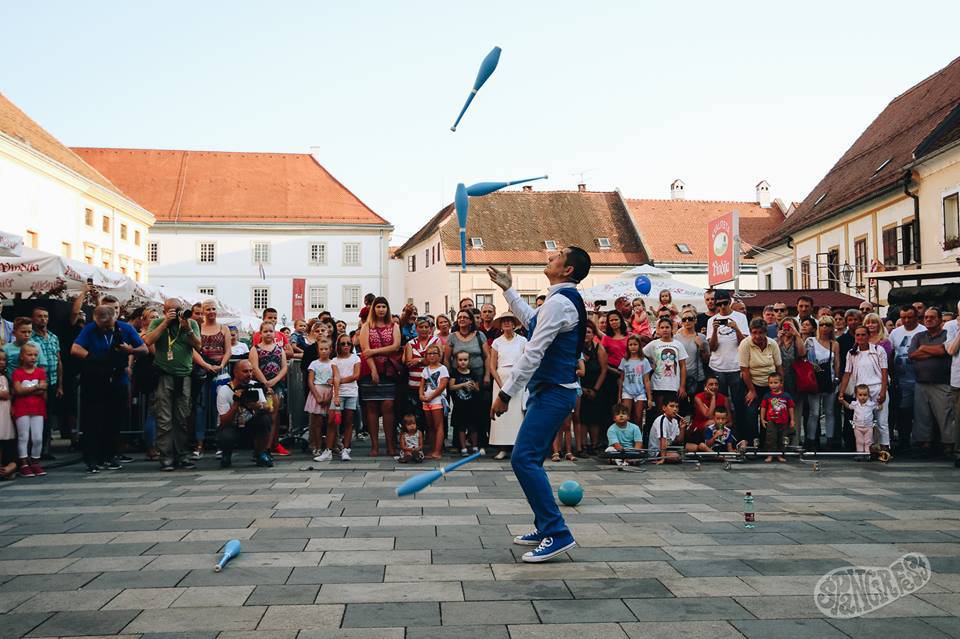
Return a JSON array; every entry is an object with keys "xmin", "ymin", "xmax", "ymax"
[{"xmin": 744, "ymin": 491, "xmax": 756, "ymax": 529}]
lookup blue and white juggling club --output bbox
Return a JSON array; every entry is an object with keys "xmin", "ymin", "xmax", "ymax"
[
  {"xmin": 396, "ymin": 452, "xmax": 482, "ymax": 497},
  {"xmin": 451, "ymin": 46, "xmax": 502, "ymax": 132},
  {"xmin": 466, "ymin": 175, "xmax": 548, "ymax": 197},
  {"xmin": 214, "ymin": 539, "xmax": 242, "ymax": 572},
  {"xmin": 455, "ymin": 183, "xmax": 469, "ymax": 272}
]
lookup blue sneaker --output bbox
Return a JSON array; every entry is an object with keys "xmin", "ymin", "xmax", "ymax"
[
  {"xmin": 256, "ymin": 452, "xmax": 274, "ymax": 468},
  {"xmin": 521, "ymin": 532, "xmax": 576, "ymax": 563},
  {"xmin": 513, "ymin": 530, "xmax": 544, "ymax": 546}
]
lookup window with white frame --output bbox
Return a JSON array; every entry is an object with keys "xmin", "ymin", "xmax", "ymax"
[
  {"xmin": 597, "ymin": 237, "xmax": 611, "ymax": 249},
  {"xmin": 425, "ymin": 248, "xmax": 431, "ymax": 268},
  {"xmin": 84, "ymin": 208, "xmax": 94, "ymax": 227},
  {"xmin": 471, "ymin": 237, "xmax": 484, "ymax": 249},
  {"xmin": 252, "ymin": 241, "xmax": 270, "ymax": 264},
  {"xmin": 198, "ymin": 286, "xmax": 215, "ymax": 297},
  {"xmin": 134, "ymin": 230, "xmax": 141, "ymax": 246},
  {"xmin": 424, "ymin": 301, "xmax": 430, "ymax": 313},
  {"xmin": 407, "ymin": 255, "xmax": 416, "ymax": 272},
  {"xmin": 543, "ymin": 240, "xmax": 558, "ymax": 251},
  {"xmin": 944, "ymin": 192, "xmax": 959, "ymax": 245},
  {"xmin": 475, "ymin": 293, "xmax": 493, "ymax": 306},
  {"xmin": 309, "ymin": 242, "xmax": 327, "ymax": 265},
  {"xmin": 343, "ymin": 285, "xmax": 361, "ymax": 311},
  {"xmin": 343, "ymin": 242, "xmax": 361, "ymax": 266},
  {"xmin": 521, "ymin": 294, "xmax": 539, "ymax": 306},
  {"xmin": 309, "ymin": 286, "xmax": 328, "ymax": 311},
  {"xmin": 147, "ymin": 241, "xmax": 158, "ymax": 262},
  {"xmin": 199, "ymin": 242, "xmax": 216, "ymax": 263},
  {"xmin": 120, "ymin": 224, "xmax": 128, "ymax": 240},
  {"xmin": 252, "ymin": 287, "xmax": 270, "ymax": 312},
  {"xmin": 102, "ymin": 216, "xmax": 111, "ymax": 233}
]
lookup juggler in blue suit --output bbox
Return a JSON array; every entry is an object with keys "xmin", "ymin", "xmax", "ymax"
[{"xmin": 488, "ymin": 247, "xmax": 591, "ymax": 562}]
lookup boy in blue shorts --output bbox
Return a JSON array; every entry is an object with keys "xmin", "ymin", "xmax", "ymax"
[{"xmin": 704, "ymin": 405, "xmax": 737, "ymax": 452}]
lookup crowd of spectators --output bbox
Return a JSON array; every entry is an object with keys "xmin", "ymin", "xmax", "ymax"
[{"xmin": 1, "ymin": 284, "xmax": 959, "ymax": 478}]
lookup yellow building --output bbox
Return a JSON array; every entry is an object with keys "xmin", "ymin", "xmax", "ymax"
[
  {"xmin": 752, "ymin": 56, "xmax": 960, "ymax": 306},
  {"xmin": 0, "ymin": 92, "xmax": 155, "ymax": 280}
]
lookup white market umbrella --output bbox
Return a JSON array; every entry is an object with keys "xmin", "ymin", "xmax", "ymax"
[
  {"xmin": 580, "ymin": 265, "xmax": 706, "ymax": 311},
  {"xmin": 0, "ymin": 231, "xmax": 23, "ymax": 257}
]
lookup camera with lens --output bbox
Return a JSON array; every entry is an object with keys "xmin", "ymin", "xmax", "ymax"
[
  {"xmin": 176, "ymin": 308, "xmax": 193, "ymax": 320},
  {"xmin": 238, "ymin": 380, "xmax": 265, "ymax": 405}
]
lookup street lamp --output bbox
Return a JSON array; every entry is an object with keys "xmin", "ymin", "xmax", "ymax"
[{"xmin": 840, "ymin": 262, "xmax": 854, "ymax": 288}]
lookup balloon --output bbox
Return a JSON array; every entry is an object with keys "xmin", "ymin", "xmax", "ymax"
[{"xmin": 634, "ymin": 275, "xmax": 652, "ymax": 295}]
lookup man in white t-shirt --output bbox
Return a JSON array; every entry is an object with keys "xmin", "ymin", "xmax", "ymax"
[
  {"xmin": 889, "ymin": 306, "xmax": 926, "ymax": 451},
  {"xmin": 706, "ymin": 290, "xmax": 749, "ymax": 435},
  {"xmin": 216, "ymin": 360, "xmax": 271, "ymax": 469}
]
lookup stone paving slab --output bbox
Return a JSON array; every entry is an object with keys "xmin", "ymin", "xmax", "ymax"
[{"xmin": 3, "ymin": 454, "xmax": 960, "ymax": 637}]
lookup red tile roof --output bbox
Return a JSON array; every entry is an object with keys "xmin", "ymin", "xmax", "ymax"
[
  {"xmin": 756, "ymin": 55, "xmax": 960, "ymax": 248},
  {"xmin": 625, "ymin": 198, "xmax": 785, "ymax": 263},
  {"xmin": 397, "ymin": 190, "xmax": 647, "ymax": 266},
  {"xmin": 0, "ymin": 92, "xmax": 129, "ymax": 199},
  {"xmin": 73, "ymin": 147, "xmax": 390, "ymax": 226}
]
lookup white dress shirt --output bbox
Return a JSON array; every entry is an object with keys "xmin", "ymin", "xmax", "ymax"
[{"xmin": 502, "ymin": 282, "xmax": 581, "ymax": 398}]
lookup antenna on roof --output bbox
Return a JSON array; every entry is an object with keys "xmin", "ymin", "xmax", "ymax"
[{"xmin": 570, "ymin": 168, "xmax": 595, "ymax": 184}]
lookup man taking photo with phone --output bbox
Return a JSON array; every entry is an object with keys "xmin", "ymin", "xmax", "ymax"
[{"xmin": 706, "ymin": 290, "xmax": 749, "ymax": 439}]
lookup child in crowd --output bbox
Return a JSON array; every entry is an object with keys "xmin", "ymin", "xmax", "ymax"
[
  {"xmin": 331, "ymin": 334, "xmax": 361, "ymax": 462},
  {"xmin": 249, "ymin": 322, "xmax": 288, "ymax": 456},
  {"xmin": 3, "ymin": 317, "xmax": 46, "ymax": 376},
  {"xmin": 306, "ymin": 340, "xmax": 339, "ymax": 462},
  {"xmin": 449, "ymin": 350, "xmax": 480, "ymax": 457},
  {"xmin": 704, "ymin": 405, "xmax": 738, "ymax": 453},
  {"xmin": 840, "ymin": 384, "xmax": 876, "ymax": 457},
  {"xmin": 618, "ymin": 335, "xmax": 652, "ymax": 431},
  {"xmin": 655, "ymin": 290, "xmax": 680, "ymax": 326},
  {"xmin": 649, "ymin": 396, "xmax": 683, "ymax": 464},
  {"xmin": 12, "ymin": 343, "xmax": 47, "ymax": 477},
  {"xmin": 552, "ymin": 357, "xmax": 585, "ymax": 462},
  {"xmin": 419, "ymin": 344, "xmax": 449, "ymax": 460},
  {"xmin": 398, "ymin": 413, "xmax": 424, "ymax": 463},
  {"xmin": 605, "ymin": 403, "xmax": 643, "ymax": 466},
  {"xmin": 0, "ymin": 351, "xmax": 16, "ymax": 480},
  {"xmin": 642, "ymin": 318, "xmax": 688, "ymax": 432},
  {"xmin": 760, "ymin": 373, "xmax": 795, "ymax": 463}
]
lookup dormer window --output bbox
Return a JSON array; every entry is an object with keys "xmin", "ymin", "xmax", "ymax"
[
  {"xmin": 676, "ymin": 243, "xmax": 692, "ymax": 254},
  {"xmin": 470, "ymin": 237, "xmax": 484, "ymax": 249},
  {"xmin": 597, "ymin": 237, "xmax": 611, "ymax": 249},
  {"xmin": 544, "ymin": 240, "xmax": 558, "ymax": 251},
  {"xmin": 873, "ymin": 158, "xmax": 892, "ymax": 175},
  {"xmin": 813, "ymin": 192, "xmax": 827, "ymax": 207}
]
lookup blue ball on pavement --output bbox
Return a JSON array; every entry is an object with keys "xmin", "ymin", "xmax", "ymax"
[{"xmin": 557, "ymin": 480, "xmax": 583, "ymax": 507}]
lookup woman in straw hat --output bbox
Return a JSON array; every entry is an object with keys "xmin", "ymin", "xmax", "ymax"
[{"xmin": 488, "ymin": 311, "xmax": 528, "ymax": 459}]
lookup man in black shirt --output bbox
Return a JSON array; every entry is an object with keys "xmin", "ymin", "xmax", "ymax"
[
  {"xmin": 835, "ymin": 309, "xmax": 862, "ymax": 450},
  {"xmin": 696, "ymin": 289, "xmax": 716, "ymax": 333}
]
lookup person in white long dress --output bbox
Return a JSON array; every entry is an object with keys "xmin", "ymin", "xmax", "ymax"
[{"xmin": 489, "ymin": 313, "xmax": 528, "ymax": 458}]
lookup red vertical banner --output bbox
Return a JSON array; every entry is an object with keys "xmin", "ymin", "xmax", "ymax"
[
  {"xmin": 292, "ymin": 278, "xmax": 305, "ymax": 321},
  {"xmin": 708, "ymin": 211, "xmax": 740, "ymax": 287}
]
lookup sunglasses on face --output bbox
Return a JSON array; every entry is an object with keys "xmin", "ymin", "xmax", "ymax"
[{"xmin": 681, "ymin": 317, "xmax": 695, "ymax": 322}]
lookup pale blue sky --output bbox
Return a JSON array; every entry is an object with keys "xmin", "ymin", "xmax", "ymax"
[{"xmin": 2, "ymin": 1, "xmax": 958, "ymax": 242}]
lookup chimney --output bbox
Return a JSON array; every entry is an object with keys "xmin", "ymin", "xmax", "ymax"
[
  {"xmin": 577, "ymin": 183, "xmax": 586, "ymax": 192},
  {"xmin": 670, "ymin": 179, "xmax": 685, "ymax": 200},
  {"xmin": 522, "ymin": 185, "xmax": 533, "ymax": 192},
  {"xmin": 755, "ymin": 180, "xmax": 772, "ymax": 208}
]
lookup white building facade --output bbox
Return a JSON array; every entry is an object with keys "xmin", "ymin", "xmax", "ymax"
[
  {"xmin": 0, "ymin": 94, "xmax": 155, "ymax": 279},
  {"xmin": 76, "ymin": 148, "xmax": 392, "ymax": 326}
]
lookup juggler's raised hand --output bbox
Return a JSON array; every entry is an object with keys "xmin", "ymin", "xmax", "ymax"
[{"xmin": 487, "ymin": 265, "xmax": 512, "ymax": 291}]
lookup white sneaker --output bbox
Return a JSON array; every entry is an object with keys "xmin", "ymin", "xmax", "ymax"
[
  {"xmin": 614, "ymin": 459, "xmax": 625, "ymax": 467},
  {"xmin": 341, "ymin": 448, "xmax": 351, "ymax": 461},
  {"xmin": 494, "ymin": 450, "xmax": 507, "ymax": 460},
  {"xmin": 313, "ymin": 449, "xmax": 333, "ymax": 462},
  {"xmin": 191, "ymin": 450, "xmax": 202, "ymax": 460},
  {"xmin": 214, "ymin": 450, "xmax": 223, "ymax": 459}
]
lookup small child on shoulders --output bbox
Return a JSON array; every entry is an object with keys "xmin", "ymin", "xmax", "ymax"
[
  {"xmin": 649, "ymin": 396, "xmax": 683, "ymax": 464},
  {"xmin": 604, "ymin": 403, "xmax": 643, "ymax": 466}
]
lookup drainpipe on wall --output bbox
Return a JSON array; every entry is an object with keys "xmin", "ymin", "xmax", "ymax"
[{"xmin": 903, "ymin": 170, "xmax": 921, "ymax": 264}]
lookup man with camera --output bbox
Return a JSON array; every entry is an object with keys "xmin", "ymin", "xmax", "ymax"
[
  {"xmin": 70, "ymin": 305, "xmax": 147, "ymax": 473},
  {"xmin": 706, "ymin": 290, "xmax": 749, "ymax": 439},
  {"xmin": 216, "ymin": 359, "xmax": 273, "ymax": 468},
  {"xmin": 143, "ymin": 299, "xmax": 201, "ymax": 471}
]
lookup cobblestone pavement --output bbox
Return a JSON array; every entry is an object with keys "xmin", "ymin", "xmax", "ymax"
[{"xmin": 2, "ymin": 452, "xmax": 960, "ymax": 639}]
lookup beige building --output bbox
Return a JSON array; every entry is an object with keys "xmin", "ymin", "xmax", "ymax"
[
  {"xmin": 395, "ymin": 187, "xmax": 648, "ymax": 316},
  {"xmin": 0, "ymin": 92, "xmax": 155, "ymax": 280},
  {"xmin": 752, "ymin": 56, "xmax": 960, "ymax": 305}
]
